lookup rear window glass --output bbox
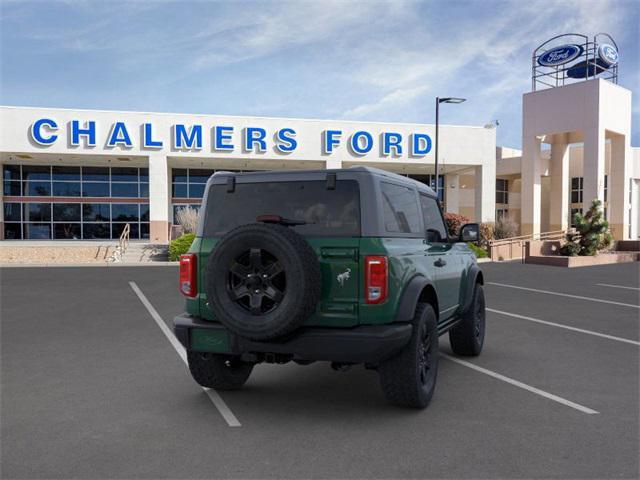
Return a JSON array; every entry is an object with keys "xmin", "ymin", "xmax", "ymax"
[
  {"xmin": 203, "ymin": 180, "xmax": 360, "ymax": 237},
  {"xmin": 380, "ymin": 182, "xmax": 421, "ymax": 234}
]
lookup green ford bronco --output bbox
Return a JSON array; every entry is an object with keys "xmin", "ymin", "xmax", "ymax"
[{"xmin": 174, "ymin": 167, "xmax": 485, "ymax": 408}]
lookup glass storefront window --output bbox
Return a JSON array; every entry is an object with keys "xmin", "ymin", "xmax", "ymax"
[
  {"xmin": 4, "ymin": 223, "xmax": 22, "ymax": 239},
  {"xmin": 24, "ymin": 223, "xmax": 52, "ymax": 239},
  {"xmin": 111, "ymin": 167, "xmax": 138, "ymax": 181},
  {"xmin": 82, "ymin": 182, "xmax": 110, "ymax": 197},
  {"xmin": 82, "ymin": 167, "xmax": 109, "ymax": 182},
  {"xmin": 112, "ymin": 203, "xmax": 139, "ymax": 222},
  {"xmin": 25, "ymin": 203, "xmax": 51, "ymax": 222},
  {"xmin": 3, "ymin": 201, "xmax": 148, "ymax": 240},
  {"xmin": 83, "ymin": 203, "xmax": 110, "ymax": 221},
  {"xmin": 188, "ymin": 183, "xmax": 205, "ymax": 198},
  {"xmin": 22, "ymin": 165, "xmax": 51, "ymax": 181},
  {"xmin": 3, "ymin": 181, "xmax": 21, "ymax": 196},
  {"xmin": 52, "ymin": 182, "xmax": 81, "ymax": 197},
  {"xmin": 53, "ymin": 204, "xmax": 81, "ymax": 222},
  {"xmin": 4, "ymin": 202, "xmax": 22, "ymax": 221},
  {"xmin": 52, "ymin": 166, "xmax": 80, "ymax": 181},
  {"xmin": 25, "ymin": 181, "xmax": 51, "ymax": 196},
  {"xmin": 54, "ymin": 223, "xmax": 81, "ymax": 239},
  {"xmin": 3, "ymin": 164, "xmax": 21, "ymax": 181},
  {"xmin": 111, "ymin": 183, "xmax": 139, "ymax": 197},
  {"xmin": 83, "ymin": 223, "xmax": 111, "ymax": 239}
]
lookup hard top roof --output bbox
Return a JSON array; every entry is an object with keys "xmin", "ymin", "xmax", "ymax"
[{"xmin": 209, "ymin": 166, "xmax": 437, "ymax": 196}]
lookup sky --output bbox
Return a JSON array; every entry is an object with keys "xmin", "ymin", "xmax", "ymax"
[{"xmin": 1, "ymin": 0, "xmax": 638, "ymax": 149}]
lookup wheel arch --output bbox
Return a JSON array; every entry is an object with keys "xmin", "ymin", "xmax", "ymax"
[
  {"xmin": 395, "ymin": 275, "xmax": 440, "ymax": 323},
  {"xmin": 461, "ymin": 264, "xmax": 483, "ymax": 314}
]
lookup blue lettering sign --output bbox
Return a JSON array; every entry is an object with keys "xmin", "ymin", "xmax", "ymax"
[
  {"xmin": 245, "ymin": 127, "xmax": 267, "ymax": 152},
  {"xmin": 411, "ymin": 133, "xmax": 432, "ymax": 156},
  {"xmin": 30, "ymin": 118, "xmax": 58, "ymax": 145},
  {"xmin": 143, "ymin": 123, "xmax": 163, "ymax": 148},
  {"xmin": 323, "ymin": 130, "xmax": 342, "ymax": 154},
  {"xmin": 350, "ymin": 131, "xmax": 373, "ymax": 155},
  {"xmin": 173, "ymin": 124, "xmax": 202, "ymax": 150},
  {"xmin": 107, "ymin": 122, "xmax": 132, "ymax": 148},
  {"xmin": 275, "ymin": 128, "xmax": 297, "ymax": 153},
  {"xmin": 382, "ymin": 132, "xmax": 403, "ymax": 156},
  {"xmin": 71, "ymin": 120, "xmax": 96, "ymax": 147},
  {"xmin": 214, "ymin": 126, "xmax": 234, "ymax": 151}
]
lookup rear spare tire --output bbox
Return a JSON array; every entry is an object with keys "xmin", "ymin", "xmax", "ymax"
[{"xmin": 205, "ymin": 223, "xmax": 321, "ymax": 340}]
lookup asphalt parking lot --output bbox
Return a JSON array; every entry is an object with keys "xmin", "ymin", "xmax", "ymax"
[{"xmin": 1, "ymin": 261, "xmax": 639, "ymax": 479}]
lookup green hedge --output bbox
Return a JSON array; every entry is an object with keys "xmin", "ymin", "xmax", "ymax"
[
  {"xmin": 169, "ymin": 233, "xmax": 196, "ymax": 261},
  {"xmin": 467, "ymin": 242, "xmax": 488, "ymax": 258}
]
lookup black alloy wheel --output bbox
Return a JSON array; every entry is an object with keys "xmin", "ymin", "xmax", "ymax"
[{"xmin": 228, "ymin": 248, "xmax": 286, "ymax": 315}]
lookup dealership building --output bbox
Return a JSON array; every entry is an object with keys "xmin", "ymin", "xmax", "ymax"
[
  {"xmin": 0, "ymin": 107, "xmax": 497, "ymax": 243},
  {"xmin": 0, "ymin": 34, "xmax": 638, "ymax": 245}
]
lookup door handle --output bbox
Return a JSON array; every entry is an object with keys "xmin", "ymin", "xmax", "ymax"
[{"xmin": 434, "ymin": 258, "xmax": 447, "ymax": 267}]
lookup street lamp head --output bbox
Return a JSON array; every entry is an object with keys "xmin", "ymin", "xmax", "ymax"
[{"xmin": 438, "ymin": 97, "xmax": 466, "ymax": 104}]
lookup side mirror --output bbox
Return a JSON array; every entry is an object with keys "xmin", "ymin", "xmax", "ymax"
[
  {"xmin": 459, "ymin": 223, "xmax": 480, "ymax": 243},
  {"xmin": 426, "ymin": 228, "xmax": 442, "ymax": 243}
]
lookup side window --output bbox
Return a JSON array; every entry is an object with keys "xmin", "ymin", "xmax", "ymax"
[
  {"xmin": 420, "ymin": 194, "xmax": 447, "ymax": 242},
  {"xmin": 380, "ymin": 182, "xmax": 421, "ymax": 234}
]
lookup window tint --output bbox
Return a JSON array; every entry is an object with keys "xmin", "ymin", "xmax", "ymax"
[
  {"xmin": 53, "ymin": 182, "xmax": 81, "ymax": 197},
  {"xmin": 52, "ymin": 166, "xmax": 80, "ymax": 181},
  {"xmin": 53, "ymin": 203, "xmax": 81, "ymax": 221},
  {"xmin": 419, "ymin": 194, "xmax": 447, "ymax": 242},
  {"xmin": 380, "ymin": 182, "xmax": 421, "ymax": 234},
  {"xmin": 204, "ymin": 180, "xmax": 360, "ymax": 237}
]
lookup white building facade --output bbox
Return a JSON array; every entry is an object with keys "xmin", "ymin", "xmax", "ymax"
[{"xmin": 0, "ymin": 106, "xmax": 496, "ymax": 243}]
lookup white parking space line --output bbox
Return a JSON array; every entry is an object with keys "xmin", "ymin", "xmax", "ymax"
[
  {"xmin": 488, "ymin": 282, "xmax": 640, "ymax": 309},
  {"xmin": 487, "ymin": 308, "xmax": 640, "ymax": 346},
  {"xmin": 596, "ymin": 283, "xmax": 640, "ymax": 291},
  {"xmin": 129, "ymin": 281, "xmax": 241, "ymax": 428},
  {"xmin": 441, "ymin": 354, "xmax": 599, "ymax": 415}
]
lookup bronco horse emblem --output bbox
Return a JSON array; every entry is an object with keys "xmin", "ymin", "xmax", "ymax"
[{"xmin": 336, "ymin": 268, "xmax": 351, "ymax": 286}]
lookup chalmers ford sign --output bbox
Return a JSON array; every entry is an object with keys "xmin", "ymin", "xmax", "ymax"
[{"xmin": 29, "ymin": 118, "xmax": 434, "ymax": 157}]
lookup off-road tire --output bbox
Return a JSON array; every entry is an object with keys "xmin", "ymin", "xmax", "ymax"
[
  {"xmin": 378, "ymin": 303, "xmax": 439, "ymax": 408},
  {"xmin": 187, "ymin": 351, "xmax": 254, "ymax": 390},
  {"xmin": 449, "ymin": 283, "xmax": 485, "ymax": 356},
  {"xmin": 205, "ymin": 223, "xmax": 321, "ymax": 341}
]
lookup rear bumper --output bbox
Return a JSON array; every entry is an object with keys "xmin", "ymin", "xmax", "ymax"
[{"xmin": 173, "ymin": 313, "xmax": 412, "ymax": 364}]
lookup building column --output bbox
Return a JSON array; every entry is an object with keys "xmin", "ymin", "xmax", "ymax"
[
  {"xmin": 325, "ymin": 158, "xmax": 342, "ymax": 169},
  {"xmin": 582, "ymin": 126, "xmax": 605, "ymax": 211},
  {"xmin": 474, "ymin": 163, "xmax": 495, "ymax": 223},
  {"xmin": 149, "ymin": 153, "xmax": 170, "ymax": 244},
  {"xmin": 609, "ymin": 134, "xmax": 631, "ymax": 240},
  {"xmin": 521, "ymin": 135, "xmax": 542, "ymax": 236},
  {"xmin": 549, "ymin": 134, "xmax": 570, "ymax": 232},
  {"xmin": 445, "ymin": 173, "xmax": 459, "ymax": 214}
]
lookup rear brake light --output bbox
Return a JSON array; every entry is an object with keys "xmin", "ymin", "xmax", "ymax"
[
  {"xmin": 179, "ymin": 254, "xmax": 197, "ymax": 297},
  {"xmin": 365, "ymin": 256, "xmax": 388, "ymax": 304}
]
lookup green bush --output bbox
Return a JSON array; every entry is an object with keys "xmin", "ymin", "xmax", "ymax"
[
  {"xmin": 169, "ymin": 233, "xmax": 196, "ymax": 261},
  {"xmin": 560, "ymin": 199, "xmax": 613, "ymax": 256},
  {"xmin": 467, "ymin": 242, "xmax": 488, "ymax": 258}
]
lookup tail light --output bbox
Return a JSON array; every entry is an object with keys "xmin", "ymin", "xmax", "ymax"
[
  {"xmin": 179, "ymin": 254, "xmax": 197, "ymax": 297},
  {"xmin": 365, "ymin": 256, "xmax": 388, "ymax": 304}
]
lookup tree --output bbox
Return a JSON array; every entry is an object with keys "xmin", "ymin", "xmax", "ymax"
[{"xmin": 560, "ymin": 199, "xmax": 613, "ymax": 256}]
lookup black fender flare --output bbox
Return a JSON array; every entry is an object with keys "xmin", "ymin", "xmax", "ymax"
[
  {"xmin": 394, "ymin": 275, "xmax": 432, "ymax": 323},
  {"xmin": 461, "ymin": 264, "xmax": 484, "ymax": 314}
]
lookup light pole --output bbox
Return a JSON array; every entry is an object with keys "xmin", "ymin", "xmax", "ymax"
[{"xmin": 435, "ymin": 97, "xmax": 466, "ymax": 201}]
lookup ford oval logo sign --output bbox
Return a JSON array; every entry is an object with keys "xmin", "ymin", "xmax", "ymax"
[
  {"xmin": 538, "ymin": 44, "xmax": 583, "ymax": 67},
  {"xmin": 598, "ymin": 44, "xmax": 618, "ymax": 66}
]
